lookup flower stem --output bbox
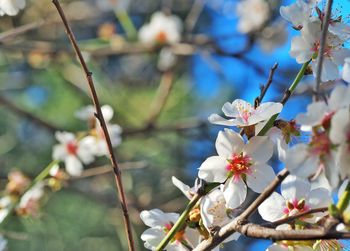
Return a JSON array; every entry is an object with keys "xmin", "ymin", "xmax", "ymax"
[
  {"xmin": 257, "ymin": 60, "xmax": 311, "ymax": 136},
  {"xmin": 156, "ymin": 194, "xmax": 202, "ymax": 251},
  {"xmin": 0, "ymin": 160, "xmax": 59, "ymax": 227},
  {"xmin": 337, "ymin": 182, "xmax": 350, "ymax": 213},
  {"xmin": 114, "ymin": 9, "xmax": 137, "ymax": 40}
]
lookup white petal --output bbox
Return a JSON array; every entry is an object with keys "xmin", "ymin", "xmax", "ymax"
[
  {"xmin": 251, "ymin": 102, "xmax": 283, "ymax": 125},
  {"xmin": 55, "ymin": 131, "xmax": 75, "ymax": 144},
  {"xmin": 307, "ymin": 188, "xmax": 331, "ymax": 208},
  {"xmin": 101, "ymin": 105, "xmax": 114, "ymax": 122},
  {"xmin": 215, "ymin": 129, "xmax": 244, "ymax": 158},
  {"xmin": 208, "ymin": 114, "xmax": 235, "ymax": 126},
  {"xmin": 295, "ymin": 101, "xmax": 328, "ymax": 126},
  {"xmin": 74, "ymin": 105, "xmax": 94, "ymax": 120},
  {"xmin": 65, "ymin": 155, "xmax": 83, "ymax": 176},
  {"xmin": 198, "ymin": 156, "xmax": 228, "ymax": 183},
  {"xmin": 141, "ymin": 227, "xmax": 165, "ymax": 250},
  {"xmin": 171, "ymin": 176, "xmax": 192, "ymax": 200},
  {"xmin": 343, "ymin": 57, "xmax": 350, "ymax": 83},
  {"xmin": 328, "ymin": 84, "xmax": 350, "ymax": 110},
  {"xmin": 222, "ymin": 178, "xmax": 247, "ymax": 209},
  {"xmin": 246, "ymin": 164, "xmax": 275, "ymax": 193},
  {"xmin": 222, "ymin": 102, "xmax": 239, "ymax": 117},
  {"xmin": 52, "ymin": 144, "xmax": 67, "ymax": 161},
  {"xmin": 267, "ymin": 243, "xmax": 289, "ymax": 251},
  {"xmin": 281, "ymin": 175, "xmax": 310, "ymax": 201},
  {"xmin": 244, "ymin": 136, "xmax": 273, "ymax": 163},
  {"xmin": 330, "ymin": 108, "xmax": 350, "ymax": 145},
  {"xmin": 140, "ymin": 209, "xmax": 178, "ymax": 228},
  {"xmin": 258, "ymin": 192, "xmax": 285, "ymax": 222}
]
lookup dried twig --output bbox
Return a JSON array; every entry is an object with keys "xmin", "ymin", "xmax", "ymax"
[
  {"xmin": 51, "ymin": 1, "xmax": 135, "ymax": 250},
  {"xmin": 255, "ymin": 63, "xmax": 278, "ymax": 108},
  {"xmin": 146, "ymin": 71, "xmax": 175, "ymax": 126},
  {"xmin": 314, "ymin": 0, "xmax": 333, "ymax": 100},
  {"xmin": 0, "ymin": 95, "xmax": 62, "ymax": 133}
]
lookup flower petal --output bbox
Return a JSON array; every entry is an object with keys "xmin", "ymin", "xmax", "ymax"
[
  {"xmin": 244, "ymin": 136, "xmax": 273, "ymax": 163},
  {"xmin": 215, "ymin": 129, "xmax": 244, "ymax": 158},
  {"xmin": 198, "ymin": 156, "xmax": 228, "ymax": 183},
  {"xmin": 246, "ymin": 164, "xmax": 275, "ymax": 193},
  {"xmin": 222, "ymin": 177, "xmax": 247, "ymax": 208},
  {"xmin": 281, "ymin": 175, "xmax": 310, "ymax": 201},
  {"xmin": 258, "ymin": 192, "xmax": 285, "ymax": 222}
]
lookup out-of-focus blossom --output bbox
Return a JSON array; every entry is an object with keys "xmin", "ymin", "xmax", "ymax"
[
  {"xmin": 257, "ymin": 22, "xmax": 288, "ymax": 53},
  {"xmin": 97, "ymin": 23, "xmax": 116, "ymax": 40},
  {"xmin": 157, "ymin": 47, "xmax": 177, "ymax": 71},
  {"xmin": 236, "ymin": 0, "xmax": 270, "ymax": 33},
  {"xmin": 295, "ymin": 85, "xmax": 350, "ymax": 128},
  {"xmin": 279, "ymin": 0, "xmax": 314, "ymax": 29},
  {"xmin": 330, "ymin": 108, "xmax": 350, "ymax": 179},
  {"xmin": 17, "ymin": 182, "xmax": 45, "ymax": 217},
  {"xmin": 138, "ymin": 12, "xmax": 182, "ymax": 45},
  {"xmin": 198, "ymin": 129, "xmax": 275, "ymax": 208},
  {"xmin": 258, "ymin": 175, "xmax": 331, "ymax": 223},
  {"xmin": 52, "ymin": 132, "xmax": 95, "ymax": 176},
  {"xmin": 0, "ymin": 0, "xmax": 25, "ymax": 16},
  {"xmin": 140, "ymin": 209, "xmax": 199, "ymax": 250},
  {"xmin": 0, "ymin": 196, "xmax": 12, "ymax": 223},
  {"xmin": 209, "ymin": 99, "xmax": 282, "ymax": 127},
  {"xmin": 290, "ymin": 19, "xmax": 350, "ymax": 81},
  {"xmin": 171, "ymin": 176, "xmax": 195, "ymax": 200},
  {"xmin": 75, "ymin": 105, "xmax": 122, "ymax": 156},
  {"xmin": 96, "ymin": 0, "xmax": 130, "ymax": 12},
  {"xmin": 5, "ymin": 170, "xmax": 30, "ymax": 195}
]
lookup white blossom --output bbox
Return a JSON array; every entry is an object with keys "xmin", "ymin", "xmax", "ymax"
[
  {"xmin": 0, "ymin": 0, "xmax": 25, "ymax": 16},
  {"xmin": 343, "ymin": 57, "xmax": 350, "ymax": 83},
  {"xmin": 236, "ymin": 0, "xmax": 270, "ymax": 34},
  {"xmin": 138, "ymin": 12, "xmax": 182, "ymax": 45},
  {"xmin": 208, "ymin": 99, "xmax": 282, "ymax": 127},
  {"xmin": 198, "ymin": 129, "xmax": 275, "ymax": 208},
  {"xmin": 279, "ymin": 0, "xmax": 314, "ymax": 29},
  {"xmin": 259, "ymin": 175, "xmax": 331, "ymax": 223},
  {"xmin": 52, "ymin": 132, "xmax": 95, "ymax": 176},
  {"xmin": 330, "ymin": 108, "xmax": 350, "ymax": 179},
  {"xmin": 140, "ymin": 209, "xmax": 199, "ymax": 250},
  {"xmin": 290, "ymin": 19, "xmax": 350, "ymax": 81},
  {"xmin": 75, "ymin": 105, "xmax": 122, "ymax": 156}
]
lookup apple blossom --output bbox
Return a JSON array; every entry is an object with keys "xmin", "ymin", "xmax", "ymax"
[
  {"xmin": 0, "ymin": 0, "xmax": 25, "ymax": 16},
  {"xmin": 258, "ymin": 175, "xmax": 331, "ymax": 223},
  {"xmin": 329, "ymin": 108, "xmax": 350, "ymax": 178},
  {"xmin": 198, "ymin": 129, "xmax": 275, "ymax": 208},
  {"xmin": 290, "ymin": 19, "xmax": 350, "ymax": 81},
  {"xmin": 236, "ymin": 0, "xmax": 270, "ymax": 34},
  {"xmin": 208, "ymin": 99, "xmax": 282, "ymax": 127},
  {"xmin": 52, "ymin": 132, "xmax": 95, "ymax": 176},
  {"xmin": 138, "ymin": 12, "xmax": 182, "ymax": 45},
  {"xmin": 5, "ymin": 170, "xmax": 30, "ymax": 195},
  {"xmin": 140, "ymin": 209, "xmax": 199, "ymax": 250}
]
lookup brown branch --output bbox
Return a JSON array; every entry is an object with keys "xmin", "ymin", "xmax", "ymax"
[
  {"xmin": 265, "ymin": 207, "xmax": 329, "ymax": 228},
  {"xmin": 146, "ymin": 71, "xmax": 175, "ymax": 126},
  {"xmin": 51, "ymin": 1, "xmax": 135, "ymax": 250},
  {"xmin": 184, "ymin": 0, "xmax": 205, "ymax": 33},
  {"xmin": 0, "ymin": 95, "xmax": 62, "ymax": 133},
  {"xmin": 255, "ymin": 63, "xmax": 278, "ymax": 108},
  {"xmin": 193, "ymin": 169, "xmax": 290, "ymax": 250},
  {"xmin": 314, "ymin": 0, "xmax": 333, "ymax": 101},
  {"xmin": 71, "ymin": 161, "xmax": 148, "ymax": 179}
]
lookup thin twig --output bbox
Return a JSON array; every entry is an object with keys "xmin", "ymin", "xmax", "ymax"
[
  {"xmin": 314, "ymin": 0, "xmax": 333, "ymax": 101},
  {"xmin": 146, "ymin": 71, "xmax": 175, "ymax": 126},
  {"xmin": 0, "ymin": 95, "xmax": 62, "ymax": 133},
  {"xmin": 255, "ymin": 63, "xmax": 278, "ymax": 108},
  {"xmin": 265, "ymin": 207, "xmax": 328, "ymax": 228},
  {"xmin": 51, "ymin": 1, "xmax": 135, "ymax": 250},
  {"xmin": 184, "ymin": 0, "xmax": 205, "ymax": 34}
]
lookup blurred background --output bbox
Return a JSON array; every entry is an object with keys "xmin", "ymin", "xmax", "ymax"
[{"xmin": 0, "ymin": 0, "xmax": 349, "ymax": 250}]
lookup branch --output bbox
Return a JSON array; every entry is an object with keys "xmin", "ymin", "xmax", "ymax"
[
  {"xmin": 265, "ymin": 207, "xmax": 328, "ymax": 228},
  {"xmin": 146, "ymin": 71, "xmax": 175, "ymax": 126},
  {"xmin": 0, "ymin": 95, "xmax": 62, "ymax": 133},
  {"xmin": 51, "ymin": 1, "xmax": 135, "ymax": 250},
  {"xmin": 314, "ymin": 0, "xmax": 333, "ymax": 100},
  {"xmin": 255, "ymin": 63, "xmax": 278, "ymax": 107}
]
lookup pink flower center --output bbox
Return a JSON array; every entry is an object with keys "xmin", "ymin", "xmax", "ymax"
[
  {"xmin": 226, "ymin": 153, "xmax": 253, "ymax": 181},
  {"xmin": 164, "ymin": 223, "xmax": 185, "ymax": 243},
  {"xmin": 311, "ymin": 41, "xmax": 332, "ymax": 57},
  {"xmin": 283, "ymin": 199, "xmax": 310, "ymax": 216},
  {"xmin": 66, "ymin": 141, "xmax": 78, "ymax": 155},
  {"xmin": 321, "ymin": 111, "xmax": 335, "ymax": 130},
  {"xmin": 235, "ymin": 101, "xmax": 254, "ymax": 124},
  {"xmin": 155, "ymin": 31, "xmax": 168, "ymax": 44},
  {"xmin": 309, "ymin": 131, "xmax": 331, "ymax": 157}
]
